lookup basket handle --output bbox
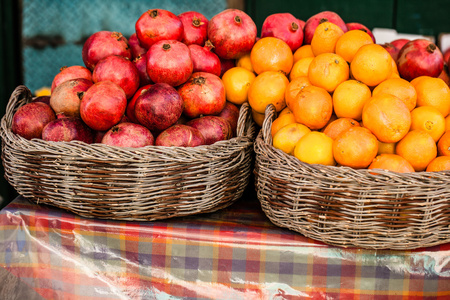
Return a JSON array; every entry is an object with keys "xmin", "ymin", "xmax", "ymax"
[
  {"xmin": 2, "ymin": 85, "xmax": 33, "ymax": 127},
  {"xmin": 236, "ymin": 102, "xmax": 253, "ymax": 138},
  {"xmin": 261, "ymin": 104, "xmax": 277, "ymax": 145}
]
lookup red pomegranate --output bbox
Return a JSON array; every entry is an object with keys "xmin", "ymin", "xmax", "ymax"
[
  {"xmin": 219, "ymin": 57, "xmax": 236, "ymax": 77},
  {"xmin": 135, "ymin": 9, "xmax": 183, "ymax": 49},
  {"xmin": 101, "ymin": 122, "xmax": 154, "ymax": 148},
  {"xmin": 155, "ymin": 124, "xmax": 205, "ymax": 147},
  {"xmin": 186, "ymin": 115, "xmax": 232, "ymax": 145},
  {"xmin": 92, "ymin": 55, "xmax": 140, "ymax": 99},
  {"xmin": 217, "ymin": 101, "xmax": 240, "ymax": 136},
  {"xmin": 188, "ymin": 41, "xmax": 221, "ymax": 77},
  {"xmin": 51, "ymin": 65, "xmax": 92, "ymax": 93},
  {"xmin": 391, "ymin": 38, "xmax": 410, "ymax": 51},
  {"xmin": 382, "ymin": 42, "xmax": 400, "ymax": 62},
  {"xmin": 397, "ymin": 39, "xmax": 444, "ymax": 81},
  {"xmin": 345, "ymin": 22, "xmax": 375, "ymax": 43},
  {"xmin": 146, "ymin": 40, "xmax": 193, "ymax": 87},
  {"xmin": 178, "ymin": 11, "xmax": 209, "ymax": 46},
  {"xmin": 42, "ymin": 117, "xmax": 94, "ymax": 144},
  {"xmin": 303, "ymin": 11, "xmax": 348, "ymax": 45},
  {"xmin": 207, "ymin": 9, "xmax": 257, "ymax": 59},
  {"xmin": 133, "ymin": 54, "xmax": 153, "ymax": 87},
  {"xmin": 126, "ymin": 84, "xmax": 152, "ymax": 124},
  {"xmin": 444, "ymin": 48, "xmax": 450, "ymax": 64},
  {"xmin": 50, "ymin": 78, "xmax": 93, "ymax": 118},
  {"xmin": 128, "ymin": 33, "xmax": 148, "ymax": 59},
  {"xmin": 32, "ymin": 96, "xmax": 50, "ymax": 105},
  {"xmin": 12, "ymin": 102, "xmax": 56, "ymax": 140},
  {"xmin": 261, "ymin": 13, "xmax": 304, "ymax": 52},
  {"xmin": 82, "ymin": 31, "xmax": 131, "ymax": 70}
]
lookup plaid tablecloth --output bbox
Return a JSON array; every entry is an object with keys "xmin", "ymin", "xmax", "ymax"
[{"xmin": 0, "ymin": 194, "xmax": 449, "ymax": 299}]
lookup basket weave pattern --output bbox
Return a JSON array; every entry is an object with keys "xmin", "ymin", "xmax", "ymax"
[
  {"xmin": 1, "ymin": 86, "xmax": 256, "ymax": 221},
  {"xmin": 254, "ymin": 104, "xmax": 450, "ymax": 250}
]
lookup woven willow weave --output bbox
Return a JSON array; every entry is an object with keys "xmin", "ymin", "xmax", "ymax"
[
  {"xmin": 1, "ymin": 86, "xmax": 255, "ymax": 221},
  {"xmin": 254, "ymin": 104, "xmax": 450, "ymax": 250}
]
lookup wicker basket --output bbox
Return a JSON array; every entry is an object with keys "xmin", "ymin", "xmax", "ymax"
[
  {"xmin": 1, "ymin": 85, "xmax": 256, "ymax": 221},
  {"xmin": 254, "ymin": 104, "xmax": 450, "ymax": 250}
]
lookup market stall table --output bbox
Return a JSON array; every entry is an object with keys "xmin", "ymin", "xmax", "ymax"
[{"xmin": 0, "ymin": 193, "xmax": 449, "ymax": 299}]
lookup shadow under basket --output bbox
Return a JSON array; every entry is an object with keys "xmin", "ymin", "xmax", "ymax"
[
  {"xmin": 1, "ymin": 85, "xmax": 256, "ymax": 221},
  {"xmin": 254, "ymin": 104, "xmax": 450, "ymax": 250}
]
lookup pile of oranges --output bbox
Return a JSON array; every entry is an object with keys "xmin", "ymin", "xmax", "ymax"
[{"xmin": 221, "ymin": 21, "xmax": 450, "ymax": 173}]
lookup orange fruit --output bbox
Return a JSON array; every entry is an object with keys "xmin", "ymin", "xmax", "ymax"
[
  {"xmin": 362, "ymin": 93, "xmax": 411, "ymax": 143},
  {"xmin": 222, "ymin": 67, "xmax": 256, "ymax": 105},
  {"xmin": 273, "ymin": 123, "xmax": 311, "ymax": 155},
  {"xmin": 445, "ymin": 115, "xmax": 450, "ymax": 131},
  {"xmin": 368, "ymin": 154, "xmax": 415, "ymax": 173},
  {"xmin": 410, "ymin": 106, "xmax": 446, "ymax": 142},
  {"xmin": 289, "ymin": 57, "xmax": 314, "ymax": 81},
  {"xmin": 290, "ymin": 85, "xmax": 333, "ymax": 130},
  {"xmin": 377, "ymin": 141, "xmax": 396, "ymax": 155},
  {"xmin": 235, "ymin": 53, "xmax": 254, "ymax": 73},
  {"xmin": 251, "ymin": 109, "xmax": 265, "ymax": 127},
  {"xmin": 437, "ymin": 131, "xmax": 450, "ymax": 156},
  {"xmin": 250, "ymin": 37, "xmax": 294, "ymax": 75},
  {"xmin": 350, "ymin": 44, "xmax": 392, "ymax": 87},
  {"xmin": 310, "ymin": 21, "xmax": 344, "ymax": 56},
  {"xmin": 371, "ymin": 78, "xmax": 417, "ymax": 111},
  {"xmin": 293, "ymin": 131, "xmax": 336, "ymax": 166},
  {"xmin": 271, "ymin": 113, "xmax": 296, "ymax": 137},
  {"xmin": 322, "ymin": 117, "xmax": 360, "ymax": 139},
  {"xmin": 426, "ymin": 156, "xmax": 450, "ymax": 172},
  {"xmin": 332, "ymin": 80, "xmax": 371, "ymax": 121},
  {"xmin": 293, "ymin": 44, "xmax": 314, "ymax": 63},
  {"xmin": 278, "ymin": 106, "xmax": 293, "ymax": 117},
  {"xmin": 414, "ymin": 77, "xmax": 450, "ymax": 117},
  {"xmin": 410, "ymin": 75, "xmax": 432, "ymax": 87},
  {"xmin": 395, "ymin": 130, "xmax": 437, "ymax": 171},
  {"xmin": 308, "ymin": 53, "xmax": 349, "ymax": 93},
  {"xmin": 285, "ymin": 76, "xmax": 312, "ymax": 109},
  {"xmin": 332, "ymin": 126, "xmax": 378, "ymax": 169},
  {"xmin": 248, "ymin": 71, "xmax": 289, "ymax": 114},
  {"xmin": 335, "ymin": 29, "xmax": 374, "ymax": 63}
]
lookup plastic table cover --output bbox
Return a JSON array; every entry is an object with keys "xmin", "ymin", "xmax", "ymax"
[{"xmin": 0, "ymin": 192, "xmax": 449, "ymax": 300}]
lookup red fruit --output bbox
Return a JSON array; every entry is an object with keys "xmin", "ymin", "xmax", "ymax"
[
  {"xmin": 128, "ymin": 33, "xmax": 147, "ymax": 59},
  {"xmin": 92, "ymin": 55, "xmax": 140, "ymax": 99},
  {"xmin": 126, "ymin": 84, "xmax": 153, "ymax": 123},
  {"xmin": 134, "ymin": 83, "xmax": 184, "ymax": 132},
  {"xmin": 397, "ymin": 39, "xmax": 444, "ymax": 81},
  {"xmin": 80, "ymin": 81, "xmax": 127, "ymax": 131},
  {"xmin": 133, "ymin": 53, "xmax": 152, "ymax": 87},
  {"xmin": 303, "ymin": 11, "xmax": 348, "ymax": 45},
  {"xmin": 12, "ymin": 102, "xmax": 56, "ymax": 140},
  {"xmin": 42, "ymin": 117, "xmax": 94, "ymax": 144},
  {"xmin": 444, "ymin": 48, "xmax": 450, "ymax": 64},
  {"xmin": 208, "ymin": 9, "xmax": 257, "ymax": 59},
  {"xmin": 391, "ymin": 38, "xmax": 410, "ymax": 51},
  {"xmin": 135, "ymin": 9, "xmax": 183, "ymax": 49},
  {"xmin": 217, "ymin": 101, "xmax": 240, "ymax": 137},
  {"xmin": 32, "ymin": 96, "xmax": 51, "ymax": 105},
  {"xmin": 345, "ymin": 22, "xmax": 376, "ymax": 43},
  {"xmin": 186, "ymin": 115, "xmax": 232, "ymax": 145},
  {"xmin": 219, "ymin": 57, "xmax": 236, "ymax": 77},
  {"xmin": 178, "ymin": 72, "xmax": 226, "ymax": 118},
  {"xmin": 146, "ymin": 40, "xmax": 193, "ymax": 87},
  {"xmin": 261, "ymin": 13, "xmax": 304, "ymax": 52},
  {"xmin": 50, "ymin": 78, "xmax": 93, "ymax": 118},
  {"xmin": 298, "ymin": 19, "xmax": 305, "ymax": 30},
  {"xmin": 101, "ymin": 122, "xmax": 154, "ymax": 148},
  {"xmin": 178, "ymin": 11, "xmax": 209, "ymax": 46},
  {"xmin": 51, "ymin": 65, "xmax": 92, "ymax": 93},
  {"xmin": 155, "ymin": 124, "xmax": 205, "ymax": 147},
  {"xmin": 93, "ymin": 130, "xmax": 107, "ymax": 143},
  {"xmin": 381, "ymin": 42, "xmax": 400, "ymax": 62},
  {"xmin": 82, "ymin": 31, "xmax": 131, "ymax": 70},
  {"xmin": 188, "ymin": 41, "xmax": 221, "ymax": 77}
]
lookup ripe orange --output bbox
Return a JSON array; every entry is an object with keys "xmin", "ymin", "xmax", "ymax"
[
  {"xmin": 236, "ymin": 53, "xmax": 254, "ymax": 73},
  {"xmin": 410, "ymin": 106, "xmax": 446, "ymax": 142},
  {"xmin": 445, "ymin": 115, "xmax": 450, "ymax": 131},
  {"xmin": 437, "ymin": 131, "xmax": 450, "ymax": 156},
  {"xmin": 308, "ymin": 53, "xmax": 349, "ymax": 93},
  {"xmin": 362, "ymin": 93, "xmax": 411, "ymax": 143},
  {"xmin": 250, "ymin": 37, "xmax": 294, "ymax": 75},
  {"xmin": 368, "ymin": 154, "xmax": 415, "ymax": 173},
  {"xmin": 332, "ymin": 126, "xmax": 378, "ymax": 169},
  {"xmin": 278, "ymin": 106, "xmax": 293, "ymax": 117},
  {"xmin": 395, "ymin": 130, "xmax": 437, "ymax": 171},
  {"xmin": 350, "ymin": 44, "xmax": 392, "ymax": 87},
  {"xmin": 285, "ymin": 76, "xmax": 312, "ymax": 109},
  {"xmin": 221, "ymin": 67, "xmax": 256, "ymax": 105},
  {"xmin": 414, "ymin": 77, "xmax": 450, "ymax": 117},
  {"xmin": 332, "ymin": 80, "xmax": 371, "ymax": 121},
  {"xmin": 294, "ymin": 131, "xmax": 336, "ymax": 166},
  {"xmin": 273, "ymin": 123, "xmax": 311, "ymax": 155},
  {"xmin": 322, "ymin": 117, "xmax": 360, "ymax": 139},
  {"xmin": 410, "ymin": 75, "xmax": 432, "ymax": 87},
  {"xmin": 289, "ymin": 57, "xmax": 314, "ymax": 81},
  {"xmin": 310, "ymin": 21, "xmax": 344, "ymax": 56},
  {"xmin": 248, "ymin": 71, "xmax": 289, "ymax": 114},
  {"xmin": 335, "ymin": 29, "xmax": 374, "ymax": 63},
  {"xmin": 371, "ymin": 78, "xmax": 417, "ymax": 111},
  {"xmin": 271, "ymin": 113, "xmax": 296, "ymax": 137},
  {"xmin": 251, "ymin": 109, "xmax": 265, "ymax": 127},
  {"xmin": 293, "ymin": 44, "xmax": 314, "ymax": 62},
  {"xmin": 426, "ymin": 156, "xmax": 450, "ymax": 172}
]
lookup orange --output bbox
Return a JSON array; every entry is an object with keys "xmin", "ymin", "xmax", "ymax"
[
  {"xmin": 248, "ymin": 71, "xmax": 289, "ymax": 114},
  {"xmin": 410, "ymin": 75, "xmax": 432, "ymax": 87},
  {"xmin": 322, "ymin": 117, "xmax": 360, "ymax": 140},
  {"xmin": 414, "ymin": 77, "xmax": 450, "ymax": 117},
  {"xmin": 221, "ymin": 67, "xmax": 256, "ymax": 105},
  {"xmin": 271, "ymin": 113, "xmax": 296, "ymax": 137},
  {"xmin": 387, "ymin": 57, "xmax": 400, "ymax": 78},
  {"xmin": 395, "ymin": 130, "xmax": 437, "ymax": 171},
  {"xmin": 289, "ymin": 57, "xmax": 314, "ymax": 81},
  {"xmin": 250, "ymin": 37, "xmax": 294, "ymax": 75},
  {"xmin": 278, "ymin": 106, "xmax": 293, "ymax": 117},
  {"xmin": 293, "ymin": 131, "xmax": 336, "ymax": 166},
  {"xmin": 308, "ymin": 53, "xmax": 349, "ymax": 93},
  {"xmin": 372, "ymin": 78, "xmax": 417, "ymax": 111},
  {"xmin": 362, "ymin": 93, "xmax": 411, "ymax": 143},
  {"xmin": 235, "ymin": 53, "xmax": 254, "ymax": 73},
  {"xmin": 273, "ymin": 123, "xmax": 311, "ymax": 155},
  {"xmin": 293, "ymin": 44, "xmax": 314, "ymax": 63},
  {"xmin": 445, "ymin": 115, "xmax": 450, "ymax": 131},
  {"xmin": 410, "ymin": 106, "xmax": 446, "ymax": 142},
  {"xmin": 377, "ymin": 141, "xmax": 396, "ymax": 155},
  {"xmin": 310, "ymin": 21, "xmax": 344, "ymax": 56},
  {"xmin": 285, "ymin": 76, "xmax": 312, "ymax": 109},
  {"xmin": 251, "ymin": 109, "xmax": 265, "ymax": 127},
  {"xmin": 368, "ymin": 154, "xmax": 415, "ymax": 173},
  {"xmin": 332, "ymin": 126, "xmax": 378, "ymax": 169},
  {"xmin": 290, "ymin": 85, "xmax": 333, "ymax": 130},
  {"xmin": 332, "ymin": 80, "xmax": 371, "ymax": 121},
  {"xmin": 350, "ymin": 44, "xmax": 392, "ymax": 87},
  {"xmin": 426, "ymin": 156, "xmax": 450, "ymax": 172},
  {"xmin": 335, "ymin": 29, "xmax": 374, "ymax": 63},
  {"xmin": 437, "ymin": 131, "xmax": 450, "ymax": 156}
]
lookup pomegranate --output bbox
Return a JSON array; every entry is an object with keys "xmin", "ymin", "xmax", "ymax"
[
  {"xmin": 32, "ymin": 96, "xmax": 51, "ymax": 105},
  {"xmin": 217, "ymin": 101, "xmax": 240, "ymax": 136},
  {"xmin": 133, "ymin": 53, "xmax": 152, "ymax": 86},
  {"xmin": 261, "ymin": 13, "xmax": 304, "ymax": 52},
  {"xmin": 188, "ymin": 41, "xmax": 221, "ymax": 77},
  {"xmin": 128, "ymin": 33, "xmax": 147, "ymax": 59},
  {"xmin": 92, "ymin": 55, "xmax": 140, "ymax": 99},
  {"xmin": 51, "ymin": 65, "xmax": 92, "ymax": 93},
  {"xmin": 134, "ymin": 83, "xmax": 184, "ymax": 132},
  {"xmin": 50, "ymin": 78, "xmax": 93, "ymax": 118},
  {"xmin": 146, "ymin": 40, "xmax": 193, "ymax": 86},
  {"xmin": 93, "ymin": 130, "xmax": 107, "ymax": 143},
  {"xmin": 126, "ymin": 84, "xmax": 153, "ymax": 123},
  {"xmin": 42, "ymin": 117, "xmax": 94, "ymax": 144},
  {"xmin": 303, "ymin": 11, "xmax": 348, "ymax": 44},
  {"xmin": 135, "ymin": 9, "xmax": 183, "ymax": 49},
  {"xmin": 391, "ymin": 38, "xmax": 410, "ymax": 51},
  {"xmin": 178, "ymin": 11, "xmax": 209, "ymax": 46},
  {"xmin": 101, "ymin": 122, "xmax": 154, "ymax": 148},
  {"xmin": 80, "ymin": 81, "xmax": 127, "ymax": 131},
  {"xmin": 444, "ymin": 48, "xmax": 450, "ymax": 64},
  {"xmin": 219, "ymin": 57, "xmax": 236, "ymax": 77},
  {"xmin": 381, "ymin": 42, "xmax": 400, "ymax": 62},
  {"xmin": 345, "ymin": 22, "xmax": 376, "ymax": 43},
  {"xmin": 397, "ymin": 39, "xmax": 444, "ymax": 81},
  {"xmin": 207, "ymin": 9, "xmax": 257, "ymax": 59},
  {"xmin": 82, "ymin": 31, "xmax": 131, "ymax": 70},
  {"xmin": 298, "ymin": 19, "xmax": 306, "ymax": 30},
  {"xmin": 186, "ymin": 115, "xmax": 232, "ymax": 145},
  {"xmin": 12, "ymin": 102, "xmax": 56, "ymax": 140},
  {"xmin": 155, "ymin": 124, "xmax": 205, "ymax": 147},
  {"xmin": 178, "ymin": 72, "xmax": 226, "ymax": 118}
]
